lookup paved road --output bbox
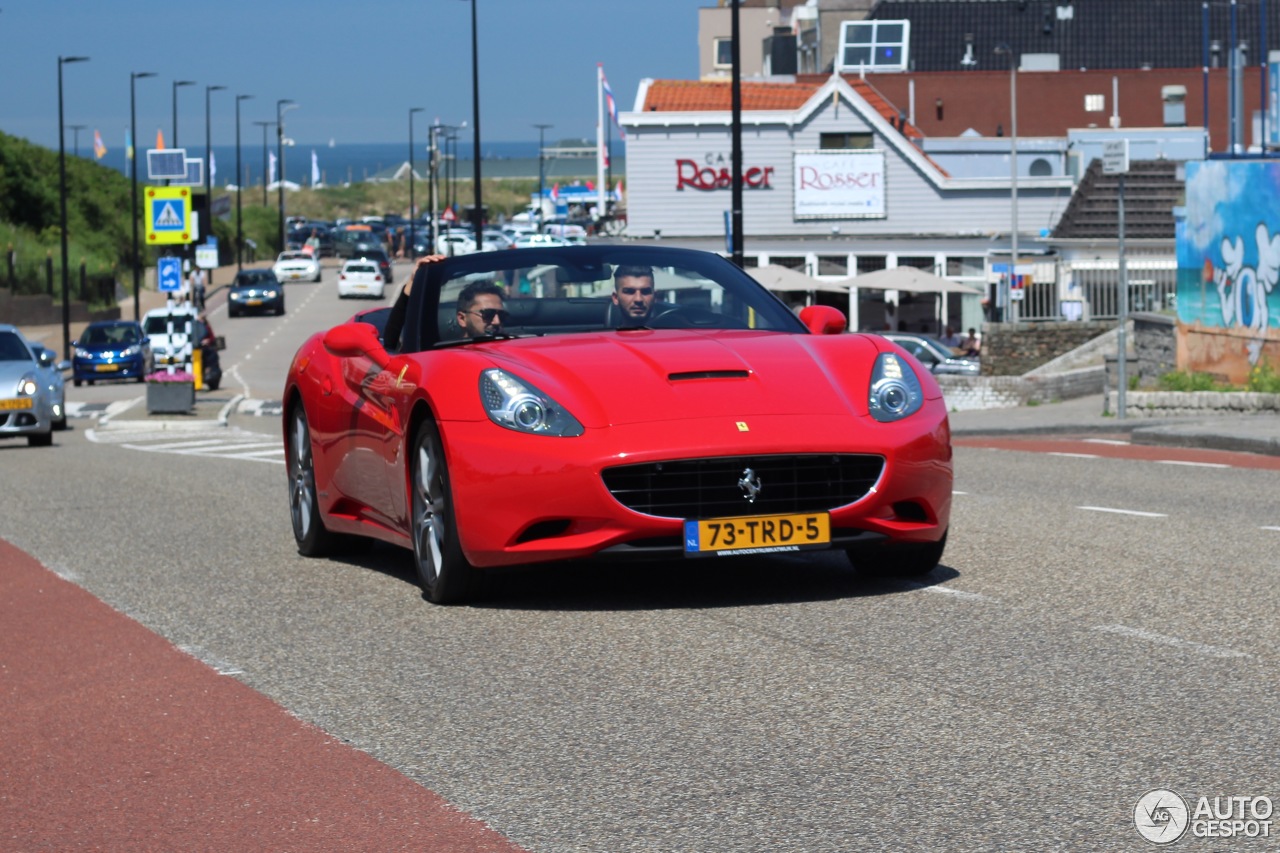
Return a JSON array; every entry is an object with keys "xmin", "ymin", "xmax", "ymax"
[{"xmin": 4, "ymin": 271, "xmax": 1279, "ymax": 850}]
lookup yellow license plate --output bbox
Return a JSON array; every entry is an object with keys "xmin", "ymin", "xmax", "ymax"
[
  {"xmin": 247, "ymin": 299, "xmax": 262, "ymax": 306},
  {"xmin": 684, "ymin": 512, "xmax": 830, "ymax": 556},
  {"xmin": 0, "ymin": 398, "xmax": 34, "ymax": 410},
  {"xmin": 289, "ymin": 273, "xmax": 302, "ymax": 279},
  {"xmin": 94, "ymin": 363, "xmax": 120, "ymax": 372}
]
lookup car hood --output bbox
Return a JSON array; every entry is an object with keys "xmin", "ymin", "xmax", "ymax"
[
  {"xmin": 78, "ymin": 341, "xmax": 141, "ymax": 353},
  {"xmin": 472, "ymin": 329, "xmax": 886, "ymax": 428},
  {"xmin": 0, "ymin": 359, "xmax": 38, "ymax": 389}
]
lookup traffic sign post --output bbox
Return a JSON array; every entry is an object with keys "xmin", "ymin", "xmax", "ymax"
[
  {"xmin": 157, "ymin": 256, "xmax": 182, "ymax": 294},
  {"xmin": 1103, "ymin": 139, "xmax": 1130, "ymax": 419},
  {"xmin": 145, "ymin": 186, "xmax": 193, "ymax": 245}
]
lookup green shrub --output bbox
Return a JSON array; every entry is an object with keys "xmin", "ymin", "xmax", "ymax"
[
  {"xmin": 1156, "ymin": 370, "xmax": 1234, "ymax": 392},
  {"xmin": 1246, "ymin": 360, "xmax": 1280, "ymax": 393}
]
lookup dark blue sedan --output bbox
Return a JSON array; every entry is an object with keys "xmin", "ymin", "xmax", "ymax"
[{"xmin": 72, "ymin": 320, "xmax": 151, "ymax": 386}]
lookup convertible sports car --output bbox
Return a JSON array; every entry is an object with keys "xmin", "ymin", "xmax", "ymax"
[{"xmin": 283, "ymin": 245, "xmax": 952, "ymax": 603}]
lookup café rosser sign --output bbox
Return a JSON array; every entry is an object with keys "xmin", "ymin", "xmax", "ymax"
[
  {"xmin": 675, "ymin": 156, "xmax": 775, "ymax": 191},
  {"xmin": 793, "ymin": 150, "xmax": 887, "ymax": 219}
]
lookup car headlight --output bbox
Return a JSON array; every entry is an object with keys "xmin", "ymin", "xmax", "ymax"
[
  {"xmin": 121, "ymin": 345, "xmax": 140, "ymax": 357},
  {"xmin": 479, "ymin": 368, "xmax": 583, "ymax": 437},
  {"xmin": 74, "ymin": 348, "xmax": 92, "ymax": 359},
  {"xmin": 868, "ymin": 352, "xmax": 924, "ymax": 423},
  {"xmin": 265, "ymin": 289, "xmax": 279, "ymax": 298},
  {"xmin": 17, "ymin": 375, "xmax": 38, "ymax": 396}
]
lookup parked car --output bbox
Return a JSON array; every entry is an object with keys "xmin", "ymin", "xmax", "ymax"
[
  {"xmin": 0, "ymin": 324, "xmax": 68, "ymax": 445},
  {"xmin": 272, "ymin": 250, "xmax": 323, "ymax": 283},
  {"xmin": 337, "ymin": 259, "xmax": 387, "ymax": 299},
  {"xmin": 141, "ymin": 306, "xmax": 223, "ymax": 390},
  {"xmin": 435, "ymin": 231, "xmax": 479, "ymax": 256},
  {"xmin": 284, "ymin": 245, "xmax": 953, "ymax": 604},
  {"xmin": 512, "ymin": 233, "xmax": 572, "ymax": 249},
  {"xmin": 228, "ymin": 269, "xmax": 285, "ymax": 317},
  {"xmin": 72, "ymin": 319, "xmax": 152, "ymax": 386},
  {"xmin": 879, "ymin": 332, "xmax": 981, "ymax": 376}
]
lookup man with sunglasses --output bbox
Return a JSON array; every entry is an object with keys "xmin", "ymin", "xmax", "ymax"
[
  {"xmin": 610, "ymin": 265, "xmax": 658, "ymax": 325},
  {"xmin": 456, "ymin": 280, "xmax": 509, "ymax": 338}
]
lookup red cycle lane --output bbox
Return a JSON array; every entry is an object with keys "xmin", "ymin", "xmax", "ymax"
[{"xmin": 0, "ymin": 539, "xmax": 527, "ymax": 853}]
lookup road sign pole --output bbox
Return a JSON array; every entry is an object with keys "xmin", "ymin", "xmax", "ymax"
[{"xmin": 1103, "ymin": 138, "xmax": 1130, "ymax": 420}]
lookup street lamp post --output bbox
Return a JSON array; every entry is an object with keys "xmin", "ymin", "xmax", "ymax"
[
  {"xmin": 995, "ymin": 43, "xmax": 1019, "ymax": 323},
  {"xmin": 172, "ymin": 80, "xmax": 194, "ymax": 148},
  {"xmin": 253, "ymin": 120, "xmax": 274, "ymax": 207},
  {"xmin": 409, "ymin": 107, "xmax": 424, "ymax": 259},
  {"xmin": 58, "ymin": 55, "xmax": 89, "ymax": 360},
  {"xmin": 204, "ymin": 85, "xmax": 225, "ymax": 285},
  {"xmin": 130, "ymin": 71, "xmax": 156, "ymax": 322},
  {"xmin": 277, "ymin": 99, "xmax": 297, "ymax": 255},
  {"xmin": 235, "ymin": 95, "xmax": 253, "ymax": 270},
  {"xmin": 429, "ymin": 123, "xmax": 440, "ymax": 251},
  {"xmin": 534, "ymin": 123, "xmax": 552, "ymax": 224},
  {"xmin": 68, "ymin": 125, "xmax": 85, "ymax": 158},
  {"xmin": 468, "ymin": 0, "xmax": 483, "ymax": 246}
]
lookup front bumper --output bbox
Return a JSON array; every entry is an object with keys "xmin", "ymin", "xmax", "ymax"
[
  {"xmin": 73, "ymin": 355, "xmax": 146, "ymax": 381},
  {"xmin": 441, "ymin": 405, "xmax": 952, "ymax": 568},
  {"xmin": 0, "ymin": 397, "xmax": 52, "ymax": 437}
]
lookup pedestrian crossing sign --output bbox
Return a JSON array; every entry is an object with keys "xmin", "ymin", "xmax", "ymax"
[{"xmin": 145, "ymin": 186, "xmax": 192, "ymax": 245}]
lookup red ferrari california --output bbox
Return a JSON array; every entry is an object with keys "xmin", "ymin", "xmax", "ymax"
[{"xmin": 284, "ymin": 245, "xmax": 952, "ymax": 603}]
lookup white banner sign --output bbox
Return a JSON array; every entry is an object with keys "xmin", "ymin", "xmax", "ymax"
[{"xmin": 793, "ymin": 150, "xmax": 886, "ymax": 219}]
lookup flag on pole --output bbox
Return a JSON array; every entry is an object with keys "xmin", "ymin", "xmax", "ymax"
[
  {"xmin": 601, "ymin": 69, "xmax": 625, "ymax": 139},
  {"xmin": 268, "ymin": 150, "xmax": 277, "ymax": 186},
  {"xmin": 551, "ymin": 183, "xmax": 560, "ymax": 202},
  {"xmin": 311, "ymin": 149, "xmax": 320, "ymax": 185},
  {"xmin": 125, "ymin": 129, "xmax": 134, "ymax": 160},
  {"xmin": 156, "ymin": 128, "xmax": 166, "ymax": 150},
  {"xmin": 93, "ymin": 130, "xmax": 107, "ymax": 160},
  {"xmin": 614, "ymin": 178, "xmax": 624, "ymax": 201},
  {"xmin": 209, "ymin": 150, "xmax": 217, "ymax": 185}
]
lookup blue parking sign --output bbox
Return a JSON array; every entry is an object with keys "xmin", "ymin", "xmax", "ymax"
[{"xmin": 158, "ymin": 257, "xmax": 182, "ymax": 293}]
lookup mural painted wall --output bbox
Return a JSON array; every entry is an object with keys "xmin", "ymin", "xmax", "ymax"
[{"xmin": 1178, "ymin": 160, "xmax": 1280, "ymax": 383}]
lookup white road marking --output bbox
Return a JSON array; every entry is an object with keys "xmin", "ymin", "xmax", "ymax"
[
  {"xmin": 1078, "ymin": 505, "xmax": 1168, "ymax": 518},
  {"xmin": 1082, "ymin": 438, "xmax": 1131, "ymax": 446},
  {"xmin": 1048, "ymin": 451, "xmax": 1101, "ymax": 459},
  {"xmin": 1156, "ymin": 459, "xmax": 1231, "ymax": 469},
  {"xmin": 1093, "ymin": 624, "xmax": 1248, "ymax": 659},
  {"xmin": 1262, "ymin": 526, "xmax": 1280, "ymax": 532},
  {"xmin": 910, "ymin": 583, "xmax": 995, "ymax": 602}
]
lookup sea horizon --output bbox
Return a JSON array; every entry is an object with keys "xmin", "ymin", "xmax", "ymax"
[{"xmin": 66, "ymin": 138, "xmax": 624, "ymax": 186}]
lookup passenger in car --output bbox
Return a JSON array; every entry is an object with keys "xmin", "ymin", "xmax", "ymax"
[
  {"xmin": 455, "ymin": 281, "xmax": 508, "ymax": 338},
  {"xmin": 609, "ymin": 264, "xmax": 657, "ymax": 325}
]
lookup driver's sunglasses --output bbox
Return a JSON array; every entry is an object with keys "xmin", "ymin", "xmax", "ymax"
[
  {"xmin": 620, "ymin": 287, "xmax": 654, "ymax": 296},
  {"xmin": 469, "ymin": 307, "xmax": 510, "ymax": 323}
]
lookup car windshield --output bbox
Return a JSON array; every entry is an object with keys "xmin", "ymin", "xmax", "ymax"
[
  {"xmin": 143, "ymin": 314, "xmax": 195, "ymax": 336},
  {"xmin": 82, "ymin": 323, "xmax": 141, "ymax": 345},
  {"xmin": 346, "ymin": 263, "xmax": 377, "ymax": 274},
  {"xmin": 0, "ymin": 331, "xmax": 33, "ymax": 361},
  {"xmin": 404, "ymin": 246, "xmax": 805, "ymax": 351},
  {"xmin": 235, "ymin": 272, "xmax": 276, "ymax": 286}
]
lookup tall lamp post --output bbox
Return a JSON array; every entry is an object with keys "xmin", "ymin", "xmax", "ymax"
[
  {"xmin": 995, "ymin": 43, "xmax": 1019, "ymax": 323},
  {"xmin": 253, "ymin": 120, "xmax": 274, "ymax": 206},
  {"xmin": 533, "ymin": 122, "xmax": 552, "ymax": 224},
  {"xmin": 277, "ymin": 99, "xmax": 297, "ymax": 254},
  {"xmin": 58, "ymin": 55, "xmax": 89, "ymax": 360},
  {"xmin": 409, "ymin": 107, "xmax": 424, "ymax": 259},
  {"xmin": 204, "ymin": 85, "xmax": 225, "ymax": 277},
  {"xmin": 468, "ymin": 0, "xmax": 483, "ymax": 245},
  {"xmin": 68, "ymin": 125, "xmax": 86, "ymax": 158},
  {"xmin": 730, "ymin": 0, "xmax": 744, "ymax": 267},
  {"xmin": 130, "ymin": 71, "xmax": 156, "ymax": 322},
  {"xmin": 171, "ymin": 79, "xmax": 194, "ymax": 148},
  {"xmin": 235, "ymin": 95, "xmax": 253, "ymax": 270}
]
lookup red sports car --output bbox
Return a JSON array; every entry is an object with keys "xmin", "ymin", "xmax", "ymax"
[{"xmin": 284, "ymin": 245, "xmax": 952, "ymax": 603}]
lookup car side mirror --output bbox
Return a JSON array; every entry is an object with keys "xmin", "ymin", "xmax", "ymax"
[
  {"xmin": 798, "ymin": 305, "xmax": 847, "ymax": 335},
  {"xmin": 323, "ymin": 321, "xmax": 390, "ymax": 369}
]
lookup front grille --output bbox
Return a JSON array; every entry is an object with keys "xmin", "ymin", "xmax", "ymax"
[{"xmin": 602, "ymin": 454, "xmax": 884, "ymax": 519}]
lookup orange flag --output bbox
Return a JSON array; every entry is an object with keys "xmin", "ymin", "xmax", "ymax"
[{"xmin": 156, "ymin": 128, "xmax": 166, "ymax": 150}]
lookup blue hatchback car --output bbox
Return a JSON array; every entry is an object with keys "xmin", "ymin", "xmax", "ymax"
[{"xmin": 72, "ymin": 320, "xmax": 152, "ymax": 386}]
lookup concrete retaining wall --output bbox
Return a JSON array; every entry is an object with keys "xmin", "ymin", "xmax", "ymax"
[
  {"xmin": 937, "ymin": 366, "xmax": 1105, "ymax": 411},
  {"xmin": 1106, "ymin": 390, "xmax": 1280, "ymax": 417}
]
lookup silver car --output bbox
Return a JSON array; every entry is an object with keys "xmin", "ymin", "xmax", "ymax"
[
  {"xmin": 880, "ymin": 332, "xmax": 981, "ymax": 376},
  {"xmin": 0, "ymin": 325, "xmax": 68, "ymax": 447}
]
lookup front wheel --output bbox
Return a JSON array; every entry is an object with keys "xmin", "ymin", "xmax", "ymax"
[
  {"xmin": 411, "ymin": 419, "xmax": 477, "ymax": 604},
  {"xmin": 288, "ymin": 404, "xmax": 338, "ymax": 556}
]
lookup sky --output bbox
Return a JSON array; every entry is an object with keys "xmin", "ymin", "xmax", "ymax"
[{"xmin": 0, "ymin": 0, "xmax": 702, "ymax": 153}]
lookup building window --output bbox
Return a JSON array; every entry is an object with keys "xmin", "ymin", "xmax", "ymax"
[
  {"xmin": 820, "ymin": 132, "xmax": 874, "ymax": 150},
  {"xmin": 817, "ymin": 255, "xmax": 849, "ymax": 276},
  {"xmin": 836, "ymin": 20, "xmax": 911, "ymax": 73},
  {"xmin": 1084, "ymin": 94, "xmax": 1106, "ymax": 112},
  {"xmin": 714, "ymin": 38, "xmax": 732, "ymax": 69},
  {"xmin": 856, "ymin": 255, "xmax": 888, "ymax": 275}
]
